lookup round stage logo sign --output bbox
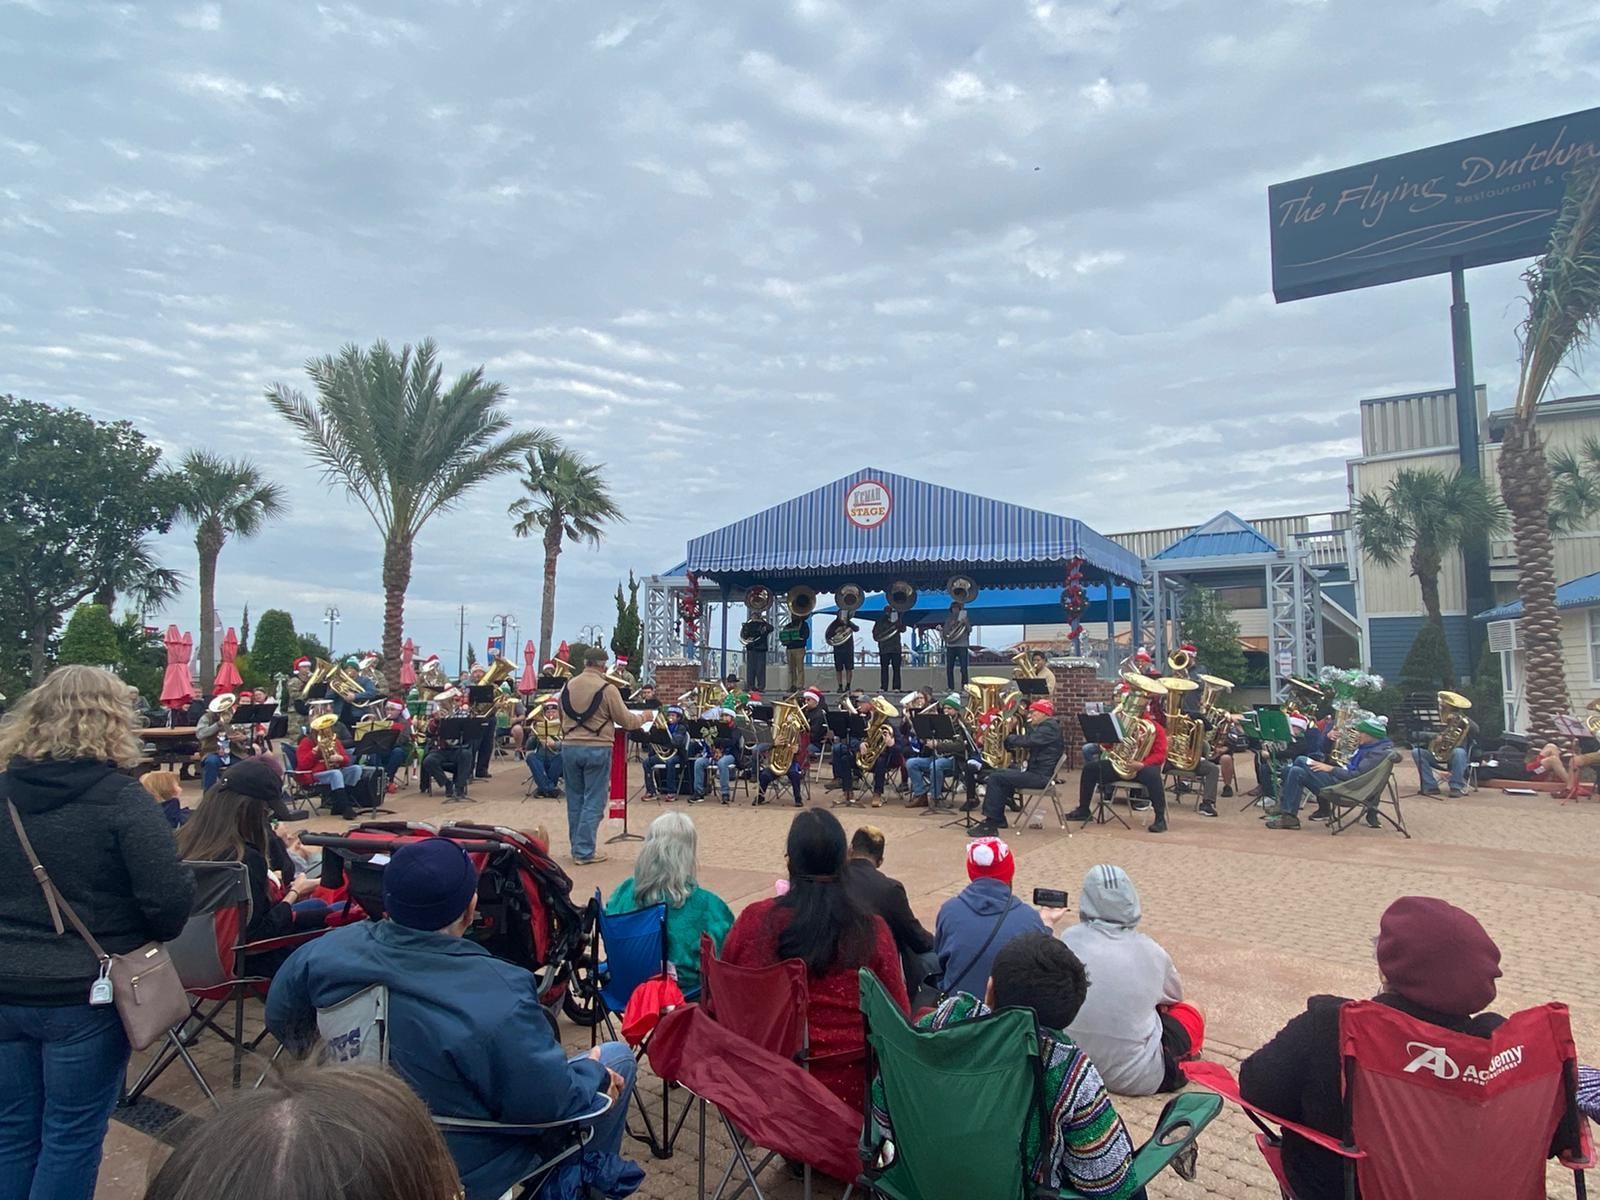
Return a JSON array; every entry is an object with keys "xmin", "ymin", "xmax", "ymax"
[{"xmin": 845, "ymin": 479, "xmax": 892, "ymax": 529}]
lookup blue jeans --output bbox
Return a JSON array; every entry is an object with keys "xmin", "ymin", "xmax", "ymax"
[
  {"xmin": 907, "ymin": 755, "xmax": 954, "ymax": 799},
  {"xmin": 201, "ymin": 752, "xmax": 233, "ymax": 791},
  {"xmin": 313, "ymin": 765, "xmax": 363, "ymax": 791},
  {"xmin": 945, "ymin": 647, "xmax": 970, "ymax": 689},
  {"xmin": 518, "ymin": 1042, "xmax": 634, "ymax": 1183},
  {"xmin": 0, "ymin": 1002, "xmax": 130, "ymax": 1200},
  {"xmin": 528, "ymin": 747, "xmax": 563, "ymax": 792},
  {"xmin": 1412, "ymin": 746, "xmax": 1466, "ymax": 793},
  {"xmin": 563, "ymin": 744, "xmax": 613, "ymax": 860},
  {"xmin": 1082, "ymin": 743, "xmax": 1102, "ymax": 766},
  {"xmin": 694, "ymin": 753, "xmax": 736, "ymax": 797},
  {"xmin": 1278, "ymin": 757, "xmax": 1348, "ymax": 816}
]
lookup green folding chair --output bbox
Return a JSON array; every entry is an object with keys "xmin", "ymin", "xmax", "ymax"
[
  {"xmin": 1324, "ymin": 752, "xmax": 1408, "ymax": 837},
  {"xmin": 857, "ymin": 969, "xmax": 1221, "ymax": 1200}
]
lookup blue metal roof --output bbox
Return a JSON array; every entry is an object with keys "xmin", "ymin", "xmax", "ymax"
[
  {"xmin": 1475, "ymin": 570, "xmax": 1600, "ymax": 620},
  {"xmin": 818, "ymin": 583, "xmax": 1133, "ymax": 627},
  {"xmin": 1154, "ymin": 511, "xmax": 1281, "ymax": 560},
  {"xmin": 681, "ymin": 467, "xmax": 1144, "ymax": 589}
]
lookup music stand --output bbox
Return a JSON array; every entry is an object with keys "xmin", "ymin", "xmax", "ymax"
[
  {"xmin": 826, "ymin": 712, "xmax": 868, "ymax": 740},
  {"xmin": 537, "ymin": 672, "xmax": 567, "ymax": 691},
  {"xmin": 1077, "ymin": 713, "xmax": 1128, "ymax": 829},
  {"xmin": 467, "ymin": 686, "xmax": 495, "ymax": 710},
  {"xmin": 230, "ymin": 703, "xmax": 276, "ymax": 725},
  {"xmin": 748, "ymin": 702, "xmax": 775, "ymax": 724},
  {"xmin": 1016, "ymin": 678, "xmax": 1049, "ymax": 697},
  {"xmin": 352, "ymin": 727, "xmax": 399, "ymax": 760}
]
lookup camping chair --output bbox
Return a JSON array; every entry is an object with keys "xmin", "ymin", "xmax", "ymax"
[
  {"xmin": 279, "ymin": 742, "xmax": 328, "ymax": 814},
  {"xmin": 858, "ymin": 969, "xmax": 1220, "ymax": 1200},
  {"xmin": 316, "ymin": 984, "xmax": 614, "ymax": 1200},
  {"xmin": 1184, "ymin": 999, "xmax": 1593, "ymax": 1200},
  {"xmin": 586, "ymin": 890, "xmax": 689, "ymax": 1158},
  {"xmin": 1324, "ymin": 752, "xmax": 1407, "ymax": 837},
  {"xmin": 123, "ymin": 861, "xmax": 328, "ymax": 1106}
]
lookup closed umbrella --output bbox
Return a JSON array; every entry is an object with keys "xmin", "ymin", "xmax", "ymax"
[
  {"xmin": 160, "ymin": 625, "xmax": 194, "ymax": 712},
  {"xmin": 518, "ymin": 639, "xmax": 538, "ymax": 695},
  {"xmin": 213, "ymin": 627, "xmax": 243, "ymax": 694},
  {"xmin": 400, "ymin": 638, "xmax": 417, "ymax": 688}
]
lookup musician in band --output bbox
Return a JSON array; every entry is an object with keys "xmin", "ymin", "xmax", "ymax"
[
  {"xmin": 968, "ymin": 700, "xmax": 1063, "ymax": 836},
  {"xmin": 741, "ymin": 611, "xmax": 774, "ymax": 691},
  {"xmin": 864, "ymin": 702, "xmax": 916, "ymax": 807},
  {"xmin": 1265, "ymin": 717, "xmax": 1393, "ymax": 829},
  {"xmin": 1025, "ymin": 651, "xmax": 1057, "ymax": 695},
  {"xmin": 286, "ymin": 656, "xmax": 313, "ymax": 740},
  {"xmin": 943, "ymin": 602, "xmax": 971, "ymax": 689},
  {"xmin": 557, "ymin": 648, "xmax": 646, "ymax": 864},
  {"xmin": 780, "ymin": 614, "xmax": 810, "ymax": 691},
  {"xmin": 196, "ymin": 694, "xmax": 237, "ymax": 792},
  {"xmin": 830, "ymin": 696, "xmax": 866, "ymax": 805},
  {"xmin": 826, "ymin": 613, "xmax": 858, "ymax": 693},
  {"xmin": 1412, "ymin": 717, "xmax": 1477, "ymax": 797},
  {"xmin": 525, "ymin": 697, "xmax": 565, "ymax": 798},
  {"xmin": 1069, "ymin": 690, "xmax": 1171, "ymax": 833},
  {"xmin": 874, "ymin": 610, "xmax": 905, "ymax": 691},
  {"xmin": 692, "ymin": 709, "xmax": 744, "ymax": 804},
  {"xmin": 905, "ymin": 692, "xmax": 960, "ymax": 811},
  {"xmin": 356, "ymin": 699, "xmax": 412, "ymax": 795},
  {"xmin": 420, "ymin": 688, "xmax": 475, "ymax": 801},
  {"xmin": 757, "ymin": 725, "xmax": 810, "ymax": 808},
  {"xmin": 644, "ymin": 706, "xmax": 689, "ymax": 798},
  {"xmin": 295, "ymin": 714, "xmax": 364, "ymax": 820}
]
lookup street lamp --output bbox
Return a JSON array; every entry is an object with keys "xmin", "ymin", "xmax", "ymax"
[
  {"xmin": 488, "ymin": 612, "xmax": 517, "ymax": 660},
  {"xmin": 579, "ymin": 623, "xmax": 604, "ymax": 647},
  {"xmin": 323, "ymin": 606, "xmax": 341, "ymax": 657}
]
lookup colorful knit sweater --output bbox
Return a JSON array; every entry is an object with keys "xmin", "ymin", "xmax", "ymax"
[{"xmin": 871, "ymin": 994, "xmax": 1139, "ymax": 1200}]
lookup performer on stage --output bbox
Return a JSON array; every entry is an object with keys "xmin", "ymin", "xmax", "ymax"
[
  {"xmin": 969, "ymin": 701, "xmax": 1063, "ymax": 836},
  {"xmin": 780, "ymin": 613, "xmax": 810, "ymax": 692},
  {"xmin": 692, "ymin": 709, "xmax": 744, "ymax": 805},
  {"xmin": 1069, "ymin": 690, "xmax": 1171, "ymax": 833},
  {"xmin": 825, "ymin": 612, "xmax": 858, "ymax": 693},
  {"xmin": 906, "ymin": 693, "xmax": 961, "ymax": 812},
  {"xmin": 557, "ymin": 649, "xmax": 646, "ymax": 865},
  {"xmin": 741, "ymin": 610, "xmax": 774, "ymax": 692},
  {"xmin": 943, "ymin": 601, "xmax": 971, "ymax": 689},
  {"xmin": 874, "ymin": 610, "xmax": 905, "ymax": 692},
  {"xmin": 525, "ymin": 696, "xmax": 564, "ymax": 798},
  {"xmin": 420, "ymin": 688, "xmax": 474, "ymax": 801},
  {"xmin": 643, "ymin": 706, "xmax": 689, "ymax": 798}
]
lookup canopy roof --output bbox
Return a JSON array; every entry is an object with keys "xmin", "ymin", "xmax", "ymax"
[
  {"xmin": 819, "ymin": 583, "xmax": 1132, "ymax": 627},
  {"xmin": 682, "ymin": 467, "xmax": 1142, "ymax": 592},
  {"xmin": 1153, "ymin": 511, "xmax": 1280, "ymax": 560},
  {"xmin": 1476, "ymin": 570, "xmax": 1600, "ymax": 620}
]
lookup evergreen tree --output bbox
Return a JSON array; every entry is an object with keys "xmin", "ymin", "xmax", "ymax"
[
  {"xmin": 1178, "ymin": 587, "xmax": 1248, "ymax": 683},
  {"xmin": 297, "ymin": 632, "xmax": 330, "ymax": 663},
  {"xmin": 239, "ymin": 602, "xmax": 251, "ymax": 654},
  {"xmin": 611, "ymin": 572, "xmax": 643, "ymax": 667},
  {"xmin": 57, "ymin": 604, "xmax": 121, "ymax": 667},
  {"xmin": 466, "ymin": 642, "xmax": 478, "ymax": 670},
  {"xmin": 113, "ymin": 613, "xmax": 165, "ymax": 705},
  {"xmin": 250, "ymin": 609, "xmax": 300, "ymax": 679},
  {"xmin": 1398, "ymin": 623, "xmax": 1458, "ymax": 692}
]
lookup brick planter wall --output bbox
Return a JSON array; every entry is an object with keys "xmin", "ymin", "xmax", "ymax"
[
  {"xmin": 651, "ymin": 663, "xmax": 699, "ymax": 705},
  {"xmin": 1053, "ymin": 663, "xmax": 1116, "ymax": 770}
]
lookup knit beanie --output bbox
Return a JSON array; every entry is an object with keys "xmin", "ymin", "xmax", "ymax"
[
  {"xmin": 219, "ymin": 758, "xmax": 282, "ymax": 805},
  {"xmin": 1375, "ymin": 896, "xmax": 1502, "ymax": 1016},
  {"xmin": 384, "ymin": 839, "xmax": 480, "ymax": 931},
  {"xmin": 966, "ymin": 837, "xmax": 1015, "ymax": 886}
]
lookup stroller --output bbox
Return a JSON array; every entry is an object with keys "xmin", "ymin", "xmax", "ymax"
[{"xmin": 301, "ymin": 821, "xmax": 600, "ymax": 1021}]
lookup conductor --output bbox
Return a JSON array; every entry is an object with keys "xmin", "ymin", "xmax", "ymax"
[{"xmin": 558, "ymin": 649, "xmax": 645, "ymax": 866}]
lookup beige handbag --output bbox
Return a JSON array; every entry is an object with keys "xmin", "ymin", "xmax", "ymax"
[{"xmin": 7, "ymin": 798, "xmax": 190, "ymax": 1050}]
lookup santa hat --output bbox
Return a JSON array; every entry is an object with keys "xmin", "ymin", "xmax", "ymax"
[
  {"xmin": 387, "ymin": 699, "xmax": 406, "ymax": 714},
  {"xmin": 1180, "ymin": 642, "xmax": 1197, "ymax": 655},
  {"xmin": 1134, "ymin": 648, "xmax": 1152, "ymax": 661},
  {"xmin": 1028, "ymin": 699, "xmax": 1055, "ymax": 718},
  {"xmin": 615, "ymin": 654, "xmax": 629, "ymax": 666},
  {"xmin": 293, "ymin": 656, "xmax": 311, "ymax": 671},
  {"xmin": 803, "ymin": 688, "xmax": 823, "ymax": 704},
  {"xmin": 424, "ymin": 653, "xmax": 440, "ymax": 665},
  {"xmin": 966, "ymin": 837, "xmax": 1015, "ymax": 886}
]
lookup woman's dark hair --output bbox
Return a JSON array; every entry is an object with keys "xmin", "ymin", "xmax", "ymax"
[
  {"xmin": 145, "ymin": 1061, "xmax": 461, "ymax": 1200},
  {"xmin": 990, "ymin": 932, "xmax": 1089, "ymax": 1030},
  {"xmin": 176, "ymin": 784, "xmax": 271, "ymax": 864},
  {"xmin": 777, "ymin": 808, "xmax": 876, "ymax": 975}
]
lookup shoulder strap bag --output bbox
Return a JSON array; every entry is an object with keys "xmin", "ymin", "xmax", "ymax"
[
  {"xmin": 937, "ymin": 899, "xmax": 1013, "ymax": 1003},
  {"xmin": 5, "ymin": 792, "xmax": 190, "ymax": 1050}
]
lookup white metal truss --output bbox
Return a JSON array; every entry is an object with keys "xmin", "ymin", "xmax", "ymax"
[
  {"xmin": 643, "ymin": 576, "xmax": 675, "ymax": 680},
  {"xmin": 1267, "ymin": 560, "xmax": 1303, "ymax": 702}
]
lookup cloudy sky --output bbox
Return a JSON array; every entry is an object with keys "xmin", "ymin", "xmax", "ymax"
[{"xmin": 3, "ymin": 0, "xmax": 1596, "ymax": 668}]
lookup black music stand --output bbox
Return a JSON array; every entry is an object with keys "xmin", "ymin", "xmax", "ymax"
[
  {"xmin": 349, "ymin": 727, "xmax": 400, "ymax": 815},
  {"xmin": 435, "ymin": 718, "xmax": 481, "ymax": 804},
  {"xmin": 467, "ymin": 685, "xmax": 495, "ymax": 710},
  {"xmin": 826, "ymin": 712, "xmax": 868, "ymax": 740},
  {"xmin": 911, "ymin": 712, "xmax": 972, "ymax": 830},
  {"xmin": 537, "ymin": 672, "xmax": 567, "ymax": 691},
  {"xmin": 230, "ymin": 703, "xmax": 276, "ymax": 725},
  {"xmin": 1016, "ymin": 678, "xmax": 1049, "ymax": 697},
  {"xmin": 1077, "ymin": 713, "xmax": 1128, "ymax": 829}
]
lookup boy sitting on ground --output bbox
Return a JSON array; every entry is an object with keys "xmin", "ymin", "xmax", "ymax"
[{"xmin": 871, "ymin": 932, "xmax": 1145, "ymax": 1200}]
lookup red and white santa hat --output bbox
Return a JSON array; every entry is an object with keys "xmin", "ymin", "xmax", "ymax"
[
  {"xmin": 803, "ymin": 688, "xmax": 823, "ymax": 704},
  {"xmin": 425, "ymin": 653, "xmax": 441, "ymax": 666},
  {"xmin": 1180, "ymin": 642, "xmax": 1197, "ymax": 655},
  {"xmin": 1134, "ymin": 648, "xmax": 1152, "ymax": 662},
  {"xmin": 293, "ymin": 656, "xmax": 311, "ymax": 671},
  {"xmin": 966, "ymin": 837, "xmax": 1015, "ymax": 885}
]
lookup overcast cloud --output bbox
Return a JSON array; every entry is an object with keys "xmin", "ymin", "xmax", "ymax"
[{"xmin": 2, "ymin": 0, "xmax": 1597, "ymax": 665}]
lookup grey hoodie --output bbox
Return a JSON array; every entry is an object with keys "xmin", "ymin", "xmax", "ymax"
[{"xmin": 1060, "ymin": 864, "xmax": 1182, "ymax": 1095}]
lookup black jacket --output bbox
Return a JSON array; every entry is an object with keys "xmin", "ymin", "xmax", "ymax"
[
  {"xmin": 0, "ymin": 758, "xmax": 195, "ymax": 1005},
  {"xmin": 1005, "ymin": 717, "xmax": 1064, "ymax": 778},
  {"xmin": 1239, "ymin": 992, "xmax": 1503, "ymax": 1200},
  {"xmin": 843, "ymin": 858, "xmax": 933, "ymax": 959}
]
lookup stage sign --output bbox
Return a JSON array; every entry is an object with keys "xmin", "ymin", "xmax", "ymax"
[
  {"xmin": 1269, "ymin": 107, "xmax": 1600, "ymax": 302},
  {"xmin": 845, "ymin": 478, "xmax": 892, "ymax": 529}
]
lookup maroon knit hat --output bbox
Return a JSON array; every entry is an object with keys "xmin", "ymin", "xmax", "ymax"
[{"xmin": 1375, "ymin": 896, "xmax": 1502, "ymax": 1016}]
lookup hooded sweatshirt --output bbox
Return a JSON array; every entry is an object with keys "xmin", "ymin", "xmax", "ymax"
[
  {"xmin": 0, "ymin": 758, "xmax": 194, "ymax": 1005},
  {"xmin": 934, "ymin": 877, "xmax": 1047, "ymax": 996},
  {"xmin": 1060, "ymin": 865, "xmax": 1182, "ymax": 1095}
]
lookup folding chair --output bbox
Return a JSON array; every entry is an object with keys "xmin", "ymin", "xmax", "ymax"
[
  {"xmin": 1015, "ymin": 774, "xmax": 1066, "ymax": 832},
  {"xmin": 279, "ymin": 742, "xmax": 328, "ymax": 814},
  {"xmin": 858, "ymin": 969, "xmax": 1220, "ymax": 1200},
  {"xmin": 1324, "ymin": 753, "xmax": 1407, "ymax": 838},
  {"xmin": 315, "ymin": 984, "xmax": 615, "ymax": 1200},
  {"xmin": 1185, "ymin": 999, "xmax": 1594, "ymax": 1200},
  {"xmin": 124, "ymin": 861, "xmax": 328, "ymax": 1105}
]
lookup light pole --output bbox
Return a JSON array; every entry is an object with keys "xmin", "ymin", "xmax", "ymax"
[
  {"xmin": 488, "ymin": 612, "xmax": 517, "ymax": 661},
  {"xmin": 323, "ymin": 606, "xmax": 340, "ymax": 657},
  {"xmin": 579, "ymin": 623, "xmax": 604, "ymax": 649}
]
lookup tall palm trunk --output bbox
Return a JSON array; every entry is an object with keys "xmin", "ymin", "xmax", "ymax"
[
  {"xmin": 1409, "ymin": 544, "xmax": 1453, "ymax": 683},
  {"xmin": 196, "ymin": 519, "xmax": 224, "ymax": 683},
  {"xmin": 381, "ymin": 534, "xmax": 413, "ymax": 695},
  {"xmin": 539, "ymin": 519, "xmax": 562, "ymax": 665},
  {"xmin": 1498, "ymin": 414, "xmax": 1566, "ymax": 742}
]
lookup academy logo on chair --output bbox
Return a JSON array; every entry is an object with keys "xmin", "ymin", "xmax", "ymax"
[{"xmin": 1404, "ymin": 1041, "xmax": 1525, "ymax": 1085}]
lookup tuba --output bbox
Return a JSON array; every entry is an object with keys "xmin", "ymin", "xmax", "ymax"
[
  {"xmin": 856, "ymin": 696, "xmax": 899, "ymax": 771},
  {"xmin": 886, "ymin": 580, "xmax": 918, "ymax": 613},
  {"xmin": 1166, "ymin": 648, "xmax": 1193, "ymax": 678},
  {"xmin": 835, "ymin": 583, "xmax": 865, "ymax": 614},
  {"xmin": 545, "ymin": 654, "xmax": 575, "ymax": 681},
  {"xmin": 1430, "ymin": 691, "xmax": 1473, "ymax": 758},
  {"xmin": 1106, "ymin": 674, "xmax": 1168, "ymax": 779},
  {"xmin": 310, "ymin": 712, "xmax": 341, "ymax": 764},
  {"xmin": 1197, "ymin": 674, "xmax": 1236, "ymax": 757},
  {"xmin": 744, "ymin": 585, "xmax": 772, "ymax": 614},
  {"xmin": 1285, "ymin": 675, "xmax": 1327, "ymax": 713},
  {"xmin": 416, "ymin": 658, "xmax": 451, "ymax": 701},
  {"xmin": 943, "ymin": 606, "xmax": 970, "ymax": 644},
  {"xmin": 1158, "ymin": 676, "xmax": 1204, "ymax": 771},
  {"xmin": 1011, "ymin": 648, "xmax": 1038, "ymax": 679},
  {"xmin": 981, "ymin": 691, "xmax": 1025, "ymax": 770},
  {"xmin": 825, "ymin": 615, "xmax": 857, "ymax": 647},
  {"xmin": 871, "ymin": 611, "xmax": 901, "ymax": 643},
  {"xmin": 473, "ymin": 657, "xmax": 516, "ymax": 714},
  {"xmin": 786, "ymin": 585, "xmax": 818, "ymax": 620},
  {"xmin": 767, "ymin": 696, "xmax": 809, "ymax": 773},
  {"xmin": 947, "ymin": 575, "xmax": 980, "ymax": 606}
]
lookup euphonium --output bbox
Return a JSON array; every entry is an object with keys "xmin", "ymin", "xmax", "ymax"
[
  {"xmin": 981, "ymin": 691, "xmax": 1023, "ymax": 770},
  {"xmin": 1430, "ymin": 691, "xmax": 1473, "ymax": 758},
  {"xmin": 856, "ymin": 696, "xmax": 898, "ymax": 772},
  {"xmin": 1159, "ymin": 676, "xmax": 1204, "ymax": 771},
  {"xmin": 1106, "ymin": 674, "xmax": 1167, "ymax": 779},
  {"xmin": 1166, "ymin": 647, "xmax": 1193, "ymax": 678}
]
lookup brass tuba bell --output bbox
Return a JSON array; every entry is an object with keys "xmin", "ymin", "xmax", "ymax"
[
  {"xmin": 886, "ymin": 580, "xmax": 918, "ymax": 613},
  {"xmin": 1166, "ymin": 647, "xmax": 1193, "ymax": 677},
  {"xmin": 835, "ymin": 583, "xmax": 865, "ymax": 614},
  {"xmin": 786, "ymin": 584, "xmax": 818, "ymax": 619},
  {"xmin": 744, "ymin": 585, "xmax": 772, "ymax": 614},
  {"xmin": 947, "ymin": 575, "xmax": 980, "ymax": 606}
]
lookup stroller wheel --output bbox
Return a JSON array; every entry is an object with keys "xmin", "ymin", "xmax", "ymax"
[{"xmin": 561, "ymin": 959, "xmax": 604, "ymax": 1027}]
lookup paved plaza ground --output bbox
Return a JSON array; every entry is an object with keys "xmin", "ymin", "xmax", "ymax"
[{"xmin": 98, "ymin": 752, "xmax": 1600, "ymax": 1198}]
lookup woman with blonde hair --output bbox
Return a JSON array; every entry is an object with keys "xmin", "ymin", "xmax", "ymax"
[
  {"xmin": 0, "ymin": 665, "xmax": 195, "ymax": 1200},
  {"xmin": 606, "ymin": 811, "xmax": 733, "ymax": 994}
]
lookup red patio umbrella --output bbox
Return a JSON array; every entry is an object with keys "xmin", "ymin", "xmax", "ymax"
[
  {"xmin": 399, "ymin": 638, "xmax": 417, "ymax": 688},
  {"xmin": 160, "ymin": 625, "xmax": 194, "ymax": 712},
  {"xmin": 213, "ymin": 627, "xmax": 243, "ymax": 694},
  {"xmin": 518, "ymin": 639, "xmax": 538, "ymax": 695}
]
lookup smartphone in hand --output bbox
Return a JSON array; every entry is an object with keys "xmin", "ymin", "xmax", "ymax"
[{"xmin": 1032, "ymin": 887, "xmax": 1070, "ymax": 909}]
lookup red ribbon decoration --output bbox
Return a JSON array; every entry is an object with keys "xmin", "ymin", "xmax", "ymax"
[
  {"xmin": 1062, "ymin": 556, "xmax": 1087, "ymax": 648},
  {"xmin": 680, "ymin": 572, "xmax": 702, "ymax": 646}
]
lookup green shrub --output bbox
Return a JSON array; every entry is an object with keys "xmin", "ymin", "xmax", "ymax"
[{"xmin": 1398, "ymin": 623, "xmax": 1457, "ymax": 691}]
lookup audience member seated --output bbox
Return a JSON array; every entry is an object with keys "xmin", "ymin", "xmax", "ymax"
[
  {"xmin": 1240, "ymin": 896, "xmax": 1504, "ymax": 1200},
  {"xmin": 143, "ymin": 1061, "xmax": 463, "ymax": 1200},
  {"xmin": 843, "ymin": 825, "xmax": 936, "ymax": 1000},
  {"xmin": 935, "ymin": 837, "xmax": 1053, "ymax": 999},
  {"xmin": 721, "ymin": 808, "xmax": 909, "ymax": 1111},
  {"xmin": 141, "ymin": 768, "xmax": 189, "ymax": 829},
  {"xmin": 176, "ymin": 760, "xmax": 334, "ymax": 974},
  {"xmin": 1060, "ymin": 864, "xmax": 1201, "ymax": 1096},
  {"xmin": 266, "ymin": 838, "xmax": 637, "ymax": 1200},
  {"xmin": 606, "ymin": 812, "xmax": 733, "ymax": 995},
  {"xmin": 871, "ymin": 933, "xmax": 1145, "ymax": 1200},
  {"xmin": 1265, "ymin": 718, "xmax": 1393, "ymax": 829}
]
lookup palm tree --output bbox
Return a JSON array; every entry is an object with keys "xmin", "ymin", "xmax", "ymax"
[
  {"xmin": 1352, "ymin": 466, "xmax": 1507, "ymax": 672},
  {"xmin": 1497, "ymin": 164, "xmax": 1600, "ymax": 742},
  {"xmin": 508, "ymin": 445, "xmax": 624, "ymax": 664},
  {"xmin": 174, "ymin": 451, "xmax": 286, "ymax": 681},
  {"xmin": 1549, "ymin": 434, "xmax": 1600, "ymax": 531},
  {"xmin": 268, "ymin": 339, "xmax": 549, "ymax": 693}
]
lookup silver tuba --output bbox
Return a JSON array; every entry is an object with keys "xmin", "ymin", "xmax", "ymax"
[{"xmin": 886, "ymin": 580, "xmax": 918, "ymax": 613}]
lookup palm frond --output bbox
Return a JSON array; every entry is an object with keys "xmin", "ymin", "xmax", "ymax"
[{"xmin": 1518, "ymin": 166, "xmax": 1600, "ymax": 417}]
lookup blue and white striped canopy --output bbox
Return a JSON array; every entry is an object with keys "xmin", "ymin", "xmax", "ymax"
[{"xmin": 683, "ymin": 467, "xmax": 1142, "ymax": 590}]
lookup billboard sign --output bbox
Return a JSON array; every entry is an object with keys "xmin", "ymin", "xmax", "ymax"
[
  {"xmin": 486, "ymin": 635, "xmax": 504, "ymax": 660},
  {"xmin": 1269, "ymin": 107, "xmax": 1600, "ymax": 302}
]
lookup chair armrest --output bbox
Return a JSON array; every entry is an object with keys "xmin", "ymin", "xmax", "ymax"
[
  {"xmin": 1183, "ymin": 1060, "xmax": 1363, "ymax": 1160},
  {"xmin": 1037, "ymin": 1092, "xmax": 1224, "ymax": 1199},
  {"xmin": 433, "ymin": 1093, "xmax": 615, "ymax": 1134},
  {"xmin": 242, "ymin": 928, "xmax": 331, "ymax": 956}
]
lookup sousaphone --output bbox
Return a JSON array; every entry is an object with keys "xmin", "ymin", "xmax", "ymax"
[
  {"xmin": 786, "ymin": 584, "xmax": 818, "ymax": 620},
  {"xmin": 744, "ymin": 585, "xmax": 772, "ymax": 614},
  {"xmin": 947, "ymin": 575, "xmax": 980, "ymax": 606},
  {"xmin": 886, "ymin": 580, "xmax": 918, "ymax": 613}
]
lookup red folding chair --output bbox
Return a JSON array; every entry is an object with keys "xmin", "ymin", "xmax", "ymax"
[{"xmin": 1187, "ymin": 999, "xmax": 1594, "ymax": 1200}]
